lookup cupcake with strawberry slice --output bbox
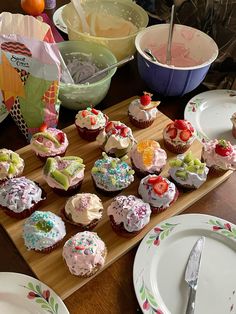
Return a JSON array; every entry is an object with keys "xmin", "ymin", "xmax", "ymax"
[
  {"xmin": 30, "ymin": 123, "xmax": 69, "ymax": 161},
  {"xmin": 138, "ymin": 175, "xmax": 179, "ymax": 213},
  {"xmin": 201, "ymin": 139, "xmax": 236, "ymax": 176},
  {"xmin": 163, "ymin": 119, "xmax": 195, "ymax": 154},
  {"xmin": 96, "ymin": 121, "xmax": 136, "ymax": 158},
  {"xmin": 75, "ymin": 107, "xmax": 108, "ymax": 141},
  {"xmin": 128, "ymin": 92, "xmax": 160, "ymax": 129}
]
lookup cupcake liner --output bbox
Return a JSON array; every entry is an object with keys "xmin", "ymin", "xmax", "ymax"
[
  {"xmin": 128, "ymin": 113, "xmax": 154, "ymax": 129},
  {"xmin": 103, "ymin": 147, "xmax": 130, "ymax": 158},
  {"xmin": 163, "ymin": 138, "xmax": 190, "ymax": 154},
  {"xmin": 131, "ymin": 159, "xmax": 162, "ymax": 178},
  {"xmin": 76, "ymin": 124, "xmax": 103, "ymax": 142},
  {"xmin": 168, "ymin": 176, "xmax": 197, "ymax": 191},
  {"xmin": 61, "ymin": 208, "xmax": 100, "ymax": 231},
  {"xmin": 33, "ymin": 239, "xmax": 63, "ymax": 254},
  {"xmin": 52, "ymin": 180, "xmax": 83, "ymax": 196},
  {"xmin": 109, "ymin": 215, "xmax": 141, "ymax": 238},
  {"xmin": 208, "ymin": 166, "xmax": 228, "ymax": 177},
  {"xmin": 150, "ymin": 188, "xmax": 179, "ymax": 214}
]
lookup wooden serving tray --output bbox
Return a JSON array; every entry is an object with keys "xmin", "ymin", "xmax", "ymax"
[{"xmin": 0, "ymin": 97, "xmax": 232, "ymax": 300}]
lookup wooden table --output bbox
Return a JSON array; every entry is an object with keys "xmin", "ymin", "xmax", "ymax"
[{"xmin": 0, "ymin": 1, "xmax": 236, "ymax": 313}]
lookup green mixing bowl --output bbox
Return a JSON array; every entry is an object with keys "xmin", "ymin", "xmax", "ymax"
[{"xmin": 57, "ymin": 40, "xmax": 117, "ymax": 110}]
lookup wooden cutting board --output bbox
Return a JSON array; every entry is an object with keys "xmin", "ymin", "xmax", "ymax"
[{"xmin": 0, "ymin": 97, "xmax": 232, "ymax": 300}]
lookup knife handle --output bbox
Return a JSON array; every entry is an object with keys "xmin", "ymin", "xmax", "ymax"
[{"xmin": 186, "ymin": 286, "xmax": 197, "ymax": 314}]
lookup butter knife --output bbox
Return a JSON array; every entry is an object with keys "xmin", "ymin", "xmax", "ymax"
[{"xmin": 185, "ymin": 236, "xmax": 205, "ymax": 314}]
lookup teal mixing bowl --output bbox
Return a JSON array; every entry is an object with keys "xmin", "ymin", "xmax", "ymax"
[{"xmin": 57, "ymin": 40, "xmax": 117, "ymax": 110}]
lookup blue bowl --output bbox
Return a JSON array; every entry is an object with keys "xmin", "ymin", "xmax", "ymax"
[{"xmin": 135, "ymin": 24, "xmax": 218, "ymax": 96}]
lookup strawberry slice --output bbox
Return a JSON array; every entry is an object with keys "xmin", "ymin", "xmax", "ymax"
[
  {"xmin": 91, "ymin": 108, "xmax": 99, "ymax": 115},
  {"xmin": 39, "ymin": 122, "xmax": 47, "ymax": 132},
  {"xmin": 153, "ymin": 179, "xmax": 168, "ymax": 196},
  {"xmin": 90, "ymin": 116, "xmax": 96, "ymax": 125},
  {"xmin": 174, "ymin": 120, "xmax": 188, "ymax": 130},
  {"xmin": 105, "ymin": 121, "xmax": 114, "ymax": 132},
  {"xmin": 215, "ymin": 139, "xmax": 233, "ymax": 156},
  {"xmin": 57, "ymin": 132, "xmax": 65, "ymax": 143},
  {"xmin": 82, "ymin": 110, "xmax": 88, "ymax": 117},
  {"xmin": 120, "ymin": 127, "xmax": 129, "ymax": 137},
  {"xmin": 167, "ymin": 128, "xmax": 177, "ymax": 139},
  {"xmin": 148, "ymin": 176, "xmax": 162, "ymax": 184},
  {"xmin": 180, "ymin": 129, "xmax": 191, "ymax": 142}
]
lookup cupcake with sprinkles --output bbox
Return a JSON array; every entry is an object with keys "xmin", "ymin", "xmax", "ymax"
[
  {"xmin": 30, "ymin": 124, "xmax": 69, "ymax": 161},
  {"xmin": 138, "ymin": 175, "xmax": 179, "ymax": 214},
  {"xmin": 62, "ymin": 193, "xmax": 103, "ymax": 230},
  {"xmin": 43, "ymin": 156, "xmax": 85, "ymax": 196},
  {"xmin": 75, "ymin": 107, "xmax": 108, "ymax": 141},
  {"xmin": 63, "ymin": 231, "xmax": 107, "ymax": 277},
  {"xmin": 0, "ymin": 149, "xmax": 24, "ymax": 183},
  {"xmin": 96, "ymin": 121, "xmax": 136, "ymax": 158},
  {"xmin": 23, "ymin": 211, "xmax": 66, "ymax": 253},
  {"xmin": 107, "ymin": 195, "xmax": 151, "ymax": 237},
  {"xmin": 91, "ymin": 153, "xmax": 135, "ymax": 195}
]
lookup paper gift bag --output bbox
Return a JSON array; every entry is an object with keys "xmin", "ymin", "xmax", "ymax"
[{"xmin": 0, "ymin": 12, "xmax": 61, "ymax": 141}]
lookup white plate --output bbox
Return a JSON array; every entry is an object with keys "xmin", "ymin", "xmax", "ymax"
[
  {"xmin": 133, "ymin": 214, "xmax": 236, "ymax": 314},
  {"xmin": 184, "ymin": 89, "xmax": 236, "ymax": 142},
  {"xmin": 0, "ymin": 272, "xmax": 69, "ymax": 314},
  {"xmin": 53, "ymin": 5, "xmax": 68, "ymax": 34}
]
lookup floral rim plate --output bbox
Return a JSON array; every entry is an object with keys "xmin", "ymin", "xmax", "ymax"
[
  {"xmin": 133, "ymin": 213, "xmax": 236, "ymax": 314},
  {"xmin": 0, "ymin": 272, "xmax": 69, "ymax": 314},
  {"xmin": 184, "ymin": 89, "xmax": 236, "ymax": 143},
  {"xmin": 53, "ymin": 5, "xmax": 68, "ymax": 34}
]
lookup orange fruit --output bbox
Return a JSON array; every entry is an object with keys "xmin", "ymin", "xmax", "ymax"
[
  {"xmin": 137, "ymin": 140, "xmax": 160, "ymax": 153},
  {"xmin": 21, "ymin": 0, "xmax": 45, "ymax": 16},
  {"xmin": 142, "ymin": 147, "xmax": 154, "ymax": 167}
]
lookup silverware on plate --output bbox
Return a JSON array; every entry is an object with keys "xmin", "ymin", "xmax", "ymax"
[{"xmin": 185, "ymin": 236, "xmax": 205, "ymax": 314}]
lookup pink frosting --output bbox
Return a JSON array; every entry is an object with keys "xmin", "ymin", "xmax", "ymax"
[
  {"xmin": 63, "ymin": 231, "xmax": 106, "ymax": 276},
  {"xmin": 202, "ymin": 140, "xmax": 236, "ymax": 170}
]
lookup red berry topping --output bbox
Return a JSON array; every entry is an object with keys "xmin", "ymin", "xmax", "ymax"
[
  {"xmin": 215, "ymin": 139, "xmax": 233, "ymax": 156},
  {"xmin": 140, "ymin": 92, "xmax": 152, "ymax": 106},
  {"xmin": 82, "ymin": 110, "xmax": 88, "ymax": 117},
  {"xmin": 179, "ymin": 129, "xmax": 191, "ymax": 142},
  {"xmin": 90, "ymin": 116, "xmax": 96, "ymax": 125},
  {"xmin": 56, "ymin": 132, "xmax": 65, "ymax": 143},
  {"xmin": 75, "ymin": 245, "xmax": 85, "ymax": 250},
  {"xmin": 91, "ymin": 108, "xmax": 99, "ymax": 115},
  {"xmin": 39, "ymin": 122, "xmax": 47, "ymax": 132},
  {"xmin": 167, "ymin": 127, "xmax": 177, "ymax": 139},
  {"xmin": 105, "ymin": 121, "xmax": 114, "ymax": 132},
  {"xmin": 120, "ymin": 127, "xmax": 129, "ymax": 137},
  {"xmin": 148, "ymin": 176, "xmax": 162, "ymax": 184},
  {"xmin": 174, "ymin": 120, "xmax": 188, "ymax": 130},
  {"xmin": 153, "ymin": 179, "xmax": 168, "ymax": 196}
]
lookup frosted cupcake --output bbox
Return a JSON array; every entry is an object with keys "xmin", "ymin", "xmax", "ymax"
[
  {"xmin": 96, "ymin": 121, "xmax": 136, "ymax": 158},
  {"xmin": 107, "ymin": 195, "xmax": 151, "ymax": 237},
  {"xmin": 0, "ymin": 177, "xmax": 46, "ymax": 219},
  {"xmin": 231, "ymin": 113, "xmax": 236, "ymax": 138},
  {"xmin": 0, "ymin": 149, "xmax": 24, "ymax": 183},
  {"xmin": 130, "ymin": 140, "xmax": 167, "ymax": 177},
  {"xmin": 63, "ymin": 231, "xmax": 107, "ymax": 277},
  {"xmin": 91, "ymin": 153, "xmax": 135, "ymax": 195},
  {"xmin": 138, "ymin": 175, "xmax": 179, "ymax": 213},
  {"xmin": 169, "ymin": 151, "xmax": 209, "ymax": 190},
  {"xmin": 23, "ymin": 211, "xmax": 66, "ymax": 253},
  {"xmin": 128, "ymin": 92, "xmax": 160, "ymax": 129},
  {"xmin": 62, "ymin": 193, "xmax": 103, "ymax": 230},
  {"xmin": 75, "ymin": 107, "xmax": 108, "ymax": 141},
  {"xmin": 43, "ymin": 156, "xmax": 85, "ymax": 196},
  {"xmin": 163, "ymin": 120, "xmax": 195, "ymax": 153},
  {"xmin": 201, "ymin": 139, "xmax": 236, "ymax": 176},
  {"xmin": 30, "ymin": 124, "xmax": 69, "ymax": 161}
]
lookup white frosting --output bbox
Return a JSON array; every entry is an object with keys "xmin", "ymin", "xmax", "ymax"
[
  {"xmin": 75, "ymin": 108, "xmax": 107, "ymax": 130},
  {"xmin": 128, "ymin": 99, "xmax": 158, "ymax": 122},
  {"xmin": 0, "ymin": 149, "xmax": 24, "ymax": 180},
  {"xmin": 138, "ymin": 175, "xmax": 177, "ymax": 209}
]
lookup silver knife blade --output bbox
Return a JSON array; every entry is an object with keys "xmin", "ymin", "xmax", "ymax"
[{"xmin": 185, "ymin": 236, "xmax": 205, "ymax": 289}]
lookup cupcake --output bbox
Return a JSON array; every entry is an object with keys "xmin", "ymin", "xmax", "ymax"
[
  {"xmin": 63, "ymin": 231, "xmax": 107, "ymax": 277},
  {"xmin": 91, "ymin": 153, "xmax": 135, "ymax": 195},
  {"xmin": 130, "ymin": 139, "xmax": 167, "ymax": 177},
  {"xmin": 230, "ymin": 113, "xmax": 236, "ymax": 139},
  {"xmin": 62, "ymin": 193, "xmax": 103, "ymax": 230},
  {"xmin": 23, "ymin": 211, "xmax": 66, "ymax": 253},
  {"xmin": 107, "ymin": 195, "xmax": 151, "ymax": 237},
  {"xmin": 43, "ymin": 156, "xmax": 85, "ymax": 196},
  {"xmin": 30, "ymin": 124, "xmax": 69, "ymax": 161},
  {"xmin": 201, "ymin": 139, "xmax": 236, "ymax": 176},
  {"xmin": 163, "ymin": 119, "xmax": 195, "ymax": 153},
  {"xmin": 75, "ymin": 107, "xmax": 108, "ymax": 141},
  {"xmin": 0, "ymin": 177, "xmax": 46, "ymax": 219},
  {"xmin": 96, "ymin": 121, "xmax": 136, "ymax": 158},
  {"xmin": 128, "ymin": 92, "xmax": 160, "ymax": 128},
  {"xmin": 138, "ymin": 175, "xmax": 179, "ymax": 213},
  {"xmin": 169, "ymin": 151, "xmax": 209, "ymax": 190},
  {"xmin": 0, "ymin": 149, "xmax": 24, "ymax": 183}
]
